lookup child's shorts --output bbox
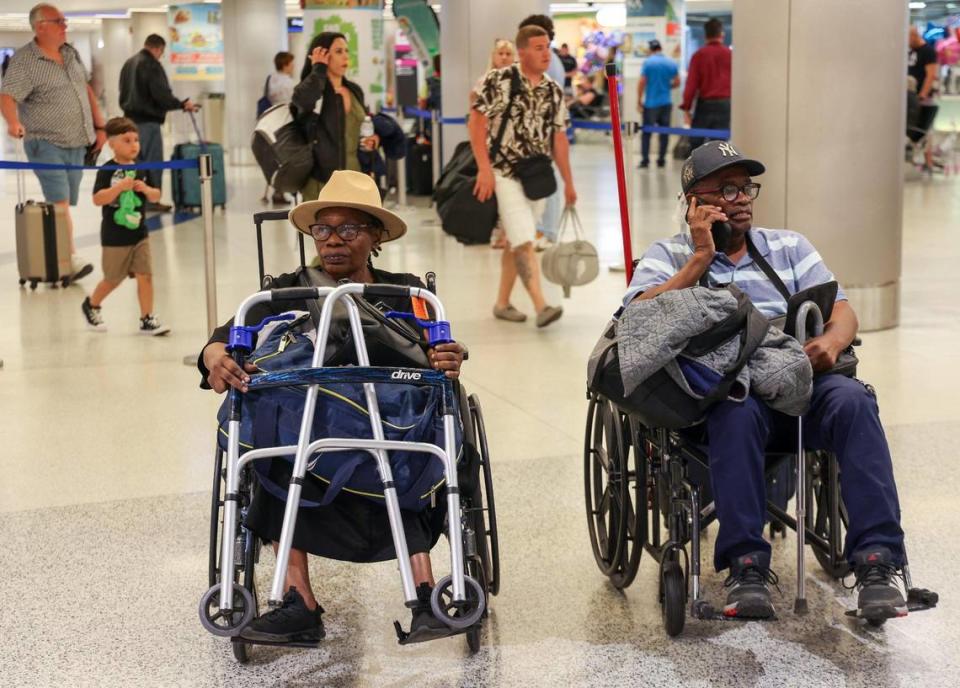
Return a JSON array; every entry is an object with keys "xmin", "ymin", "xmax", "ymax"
[{"xmin": 102, "ymin": 239, "xmax": 152, "ymax": 282}]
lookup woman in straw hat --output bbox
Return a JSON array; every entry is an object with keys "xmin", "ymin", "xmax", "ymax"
[{"xmin": 198, "ymin": 171, "xmax": 465, "ymax": 644}]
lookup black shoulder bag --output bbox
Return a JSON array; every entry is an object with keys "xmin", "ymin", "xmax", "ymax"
[
  {"xmin": 505, "ymin": 66, "xmax": 558, "ymax": 200},
  {"xmin": 745, "ymin": 234, "xmax": 859, "ymax": 378}
]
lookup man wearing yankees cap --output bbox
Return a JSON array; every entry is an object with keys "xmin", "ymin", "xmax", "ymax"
[{"xmin": 622, "ymin": 141, "xmax": 911, "ymax": 625}]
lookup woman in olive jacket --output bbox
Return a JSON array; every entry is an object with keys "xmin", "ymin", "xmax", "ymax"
[{"xmin": 292, "ymin": 32, "xmax": 380, "ymax": 200}]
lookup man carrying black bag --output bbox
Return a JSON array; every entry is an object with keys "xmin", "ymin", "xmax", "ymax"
[{"xmin": 469, "ymin": 25, "xmax": 576, "ymax": 328}]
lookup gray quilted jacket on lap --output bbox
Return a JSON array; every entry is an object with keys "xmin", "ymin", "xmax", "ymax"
[{"xmin": 617, "ymin": 287, "xmax": 813, "ymax": 416}]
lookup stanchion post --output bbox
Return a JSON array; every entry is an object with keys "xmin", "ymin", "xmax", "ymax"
[
  {"xmin": 183, "ymin": 153, "xmax": 218, "ymax": 366},
  {"xmin": 396, "ymin": 107, "xmax": 409, "ymax": 207},
  {"xmin": 430, "ymin": 109, "xmax": 440, "ymax": 191}
]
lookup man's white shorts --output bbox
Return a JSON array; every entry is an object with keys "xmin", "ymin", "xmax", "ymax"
[{"xmin": 494, "ymin": 173, "xmax": 546, "ymax": 247}]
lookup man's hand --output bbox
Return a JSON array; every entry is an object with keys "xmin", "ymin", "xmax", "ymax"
[
  {"xmin": 94, "ymin": 128, "xmax": 107, "ymax": 150},
  {"xmin": 8, "ymin": 121, "xmax": 25, "ymax": 138},
  {"xmin": 683, "ymin": 110, "xmax": 692, "ymax": 127},
  {"xmin": 803, "ymin": 335, "xmax": 842, "ymax": 374},
  {"xmin": 182, "ymin": 99, "xmax": 198, "ymax": 113},
  {"xmin": 203, "ymin": 342, "xmax": 258, "ymax": 393},
  {"xmin": 686, "ymin": 196, "xmax": 724, "ymax": 256},
  {"xmin": 428, "ymin": 342, "xmax": 465, "ymax": 379},
  {"xmin": 564, "ymin": 182, "xmax": 577, "ymax": 207},
  {"xmin": 473, "ymin": 165, "xmax": 495, "ymax": 202}
]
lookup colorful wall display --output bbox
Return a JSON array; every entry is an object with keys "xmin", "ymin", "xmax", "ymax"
[{"xmin": 167, "ymin": 3, "xmax": 225, "ymax": 81}]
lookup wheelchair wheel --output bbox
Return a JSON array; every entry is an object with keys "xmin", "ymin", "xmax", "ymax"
[
  {"xmin": 807, "ymin": 451, "xmax": 851, "ymax": 579},
  {"xmin": 660, "ymin": 559, "xmax": 687, "ymax": 637},
  {"xmin": 199, "ymin": 583, "xmax": 256, "ymax": 637},
  {"xmin": 464, "ymin": 556, "xmax": 487, "ymax": 654},
  {"xmin": 431, "ymin": 575, "xmax": 486, "ymax": 630},
  {"xmin": 468, "ymin": 394, "xmax": 500, "ymax": 597},
  {"xmin": 209, "ymin": 443, "xmax": 224, "ymax": 588},
  {"xmin": 608, "ymin": 416, "xmax": 648, "ymax": 590},
  {"xmin": 584, "ymin": 395, "xmax": 629, "ymax": 577}
]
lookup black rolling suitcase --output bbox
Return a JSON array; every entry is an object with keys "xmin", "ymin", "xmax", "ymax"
[{"xmin": 406, "ymin": 136, "xmax": 433, "ymax": 195}]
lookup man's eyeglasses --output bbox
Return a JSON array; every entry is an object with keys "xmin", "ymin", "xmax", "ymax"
[
  {"xmin": 38, "ymin": 18, "xmax": 68, "ymax": 27},
  {"xmin": 695, "ymin": 182, "xmax": 762, "ymax": 202},
  {"xmin": 308, "ymin": 223, "xmax": 380, "ymax": 242}
]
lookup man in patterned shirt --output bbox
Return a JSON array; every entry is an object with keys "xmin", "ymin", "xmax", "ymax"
[
  {"xmin": 1, "ymin": 3, "xmax": 107, "ymax": 281},
  {"xmin": 469, "ymin": 25, "xmax": 576, "ymax": 328},
  {"xmin": 624, "ymin": 141, "xmax": 911, "ymax": 625}
]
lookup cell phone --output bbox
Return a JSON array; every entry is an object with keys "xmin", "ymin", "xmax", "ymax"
[{"xmin": 693, "ymin": 196, "xmax": 732, "ymax": 252}]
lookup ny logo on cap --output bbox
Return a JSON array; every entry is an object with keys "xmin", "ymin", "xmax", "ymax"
[
  {"xmin": 717, "ymin": 142, "xmax": 739, "ymax": 157},
  {"xmin": 682, "ymin": 161, "xmax": 695, "ymax": 185}
]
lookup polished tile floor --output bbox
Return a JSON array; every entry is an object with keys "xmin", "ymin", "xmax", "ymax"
[{"xmin": 0, "ymin": 141, "xmax": 958, "ymax": 687}]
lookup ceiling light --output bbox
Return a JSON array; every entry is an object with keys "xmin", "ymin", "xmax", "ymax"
[{"xmin": 908, "ymin": 2, "xmax": 926, "ymax": 9}]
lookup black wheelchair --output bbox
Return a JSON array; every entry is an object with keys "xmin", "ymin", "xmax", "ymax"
[
  {"xmin": 203, "ymin": 212, "xmax": 500, "ymax": 662},
  {"xmin": 584, "ymin": 292, "xmax": 938, "ymax": 636}
]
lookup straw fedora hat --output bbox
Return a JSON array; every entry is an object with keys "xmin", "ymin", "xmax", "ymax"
[{"xmin": 288, "ymin": 170, "xmax": 407, "ymax": 243}]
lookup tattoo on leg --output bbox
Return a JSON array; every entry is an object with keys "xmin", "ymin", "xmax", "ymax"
[{"xmin": 513, "ymin": 249, "xmax": 533, "ymax": 286}]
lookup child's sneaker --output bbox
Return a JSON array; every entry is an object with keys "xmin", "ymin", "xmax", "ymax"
[
  {"xmin": 82, "ymin": 297, "xmax": 107, "ymax": 332},
  {"xmin": 139, "ymin": 314, "xmax": 170, "ymax": 336}
]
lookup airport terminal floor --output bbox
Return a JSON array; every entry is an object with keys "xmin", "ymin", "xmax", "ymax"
[{"xmin": 1, "ymin": 141, "xmax": 959, "ymax": 687}]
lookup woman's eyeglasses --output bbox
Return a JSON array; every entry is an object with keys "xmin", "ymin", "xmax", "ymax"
[
  {"xmin": 695, "ymin": 182, "xmax": 762, "ymax": 202},
  {"xmin": 308, "ymin": 223, "xmax": 379, "ymax": 242}
]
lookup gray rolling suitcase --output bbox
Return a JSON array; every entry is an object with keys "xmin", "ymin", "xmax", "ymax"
[{"xmin": 15, "ymin": 164, "xmax": 72, "ymax": 289}]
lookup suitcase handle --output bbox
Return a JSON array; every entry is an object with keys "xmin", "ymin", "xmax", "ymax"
[
  {"xmin": 187, "ymin": 109, "xmax": 208, "ymax": 153},
  {"xmin": 15, "ymin": 138, "xmax": 26, "ymax": 206}
]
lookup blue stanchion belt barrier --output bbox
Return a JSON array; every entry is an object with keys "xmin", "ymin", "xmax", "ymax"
[{"xmin": 0, "ymin": 159, "xmax": 198, "ymax": 172}]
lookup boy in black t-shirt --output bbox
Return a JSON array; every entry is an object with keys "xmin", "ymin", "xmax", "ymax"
[{"xmin": 82, "ymin": 117, "xmax": 170, "ymax": 335}]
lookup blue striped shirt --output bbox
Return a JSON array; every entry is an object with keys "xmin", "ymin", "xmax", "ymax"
[{"xmin": 624, "ymin": 228, "xmax": 847, "ymax": 318}]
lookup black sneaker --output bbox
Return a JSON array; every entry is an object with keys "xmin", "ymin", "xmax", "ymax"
[
  {"xmin": 853, "ymin": 547, "xmax": 907, "ymax": 622},
  {"xmin": 639, "ymin": 160, "xmax": 650, "ymax": 169},
  {"xmin": 403, "ymin": 583, "xmax": 453, "ymax": 644},
  {"xmin": 723, "ymin": 551, "xmax": 777, "ymax": 619},
  {"xmin": 82, "ymin": 297, "xmax": 107, "ymax": 332},
  {"xmin": 240, "ymin": 587, "xmax": 325, "ymax": 643},
  {"xmin": 656, "ymin": 159, "xmax": 667, "ymax": 168},
  {"xmin": 139, "ymin": 314, "xmax": 170, "ymax": 336}
]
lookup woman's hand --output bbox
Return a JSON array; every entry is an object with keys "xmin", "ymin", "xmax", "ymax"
[
  {"xmin": 361, "ymin": 134, "xmax": 380, "ymax": 151},
  {"xmin": 310, "ymin": 46, "xmax": 328, "ymax": 66},
  {"xmin": 428, "ymin": 342, "xmax": 465, "ymax": 379},
  {"xmin": 203, "ymin": 342, "xmax": 258, "ymax": 393}
]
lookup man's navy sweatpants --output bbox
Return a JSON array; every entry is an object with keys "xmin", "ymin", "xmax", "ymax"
[{"xmin": 705, "ymin": 374, "xmax": 904, "ymax": 571}]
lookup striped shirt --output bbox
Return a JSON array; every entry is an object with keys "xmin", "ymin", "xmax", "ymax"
[
  {"xmin": 624, "ymin": 228, "xmax": 847, "ymax": 318},
  {"xmin": 0, "ymin": 40, "xmax": 94, "ymax": 148}
]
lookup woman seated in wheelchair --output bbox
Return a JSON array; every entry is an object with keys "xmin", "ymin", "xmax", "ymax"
[
  {"xmin": 624, "ymin": 141, "xmax": 909, "ymax": 624},
  {"xmin": 198, "ymin": 171, "xmax": 465, "ymax": 644}
]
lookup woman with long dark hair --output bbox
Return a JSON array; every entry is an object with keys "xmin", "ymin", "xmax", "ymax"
[{"xmin": 292, "ymin": 32, "xmax": 379, "ymax": 200}]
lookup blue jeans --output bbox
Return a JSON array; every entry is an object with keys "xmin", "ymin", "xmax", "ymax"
[
  {"xmin": 536, "ymin": 162, "xmax": 562, "ymax": 241},
  {"xmin": 704, "ymin": 374, "xmax": 905, "ymax": 572},
  {"xmin": 137, "ymin": 121, "xmax": 164, "ymax": 191},
  {"xmin": 641, "ymin": 104, "xmax": 672, "ymax": 164},
  {"xmin": 23, "ymin": 138, "xmax": 85, "ymax": 205}
]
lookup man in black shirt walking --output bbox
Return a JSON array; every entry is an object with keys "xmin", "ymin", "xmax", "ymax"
[{"xmin": 119, "ymin": 34, "xmax": 196, "ymax": 212}]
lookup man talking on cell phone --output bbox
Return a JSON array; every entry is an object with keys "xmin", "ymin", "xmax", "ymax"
[{"xmin": 621, "ymin": 140, "xmax": 912, "ymax": 624}]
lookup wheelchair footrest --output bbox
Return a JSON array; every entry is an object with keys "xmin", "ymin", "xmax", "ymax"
[
  {"xmin": 393, "ymin": 619, "xmax": 469, "ymax": 645},
  {"xmin": 231, "ymin": 636, "xmax": 322, "ymax": 649}
]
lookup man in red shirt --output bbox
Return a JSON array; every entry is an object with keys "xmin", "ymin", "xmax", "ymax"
[{"xmin": 681, "ymin": 18, "xmax": 731, "ymax": 150}]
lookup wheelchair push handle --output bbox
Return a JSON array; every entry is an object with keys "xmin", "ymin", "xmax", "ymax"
[
  {"xmin": 794, "ymin": 301, "xmax": 824, "ymax": 344},
  {"xmin": 383, "ymin": 310, "xmax": 453, "ymax": 346},
  {"xmin": 226, "ymin": 312, "xmax": 297, "ymax": 353}
]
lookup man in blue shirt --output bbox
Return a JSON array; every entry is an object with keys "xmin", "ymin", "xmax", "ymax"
[
  {"xmin": 625, "ymin": 141, "xmax": 912, "ymax": 625},
  {"xmin": 637, "ymin": 40, "xmax": 679, "ymax": 168}
]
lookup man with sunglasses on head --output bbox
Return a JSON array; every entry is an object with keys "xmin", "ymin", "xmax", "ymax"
[{"xmin": 623, "ymin": 141, "xmax": 911, "ymax": 625}]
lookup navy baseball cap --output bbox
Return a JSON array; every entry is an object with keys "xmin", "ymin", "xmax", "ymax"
[
  {"xmin": 681, "ymin": 141, "xmax": 765, "ymax": 193},
  {"xmin": 648, "ymin": 39, "xmax": 662, "ymax": 51}
]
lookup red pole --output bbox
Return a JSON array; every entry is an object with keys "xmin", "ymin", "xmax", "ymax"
[{"xmin": 605, "ymin": 63, "xmax": 634, "ymax": 285}]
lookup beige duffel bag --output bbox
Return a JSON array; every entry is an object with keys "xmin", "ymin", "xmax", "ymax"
[{"xmin": 541, "ymin": 206, "xmax": 599, "ymax": 297}]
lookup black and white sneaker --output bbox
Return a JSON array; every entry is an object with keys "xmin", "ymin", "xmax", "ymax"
[
  {"xmin": 240, "ymin": 587, "xmax": 325, "ymax": 643},
  {"xmin": 853, "ymin": 547, "xmax": 907, "ymax": 622},
  {"xmin": 723, "ymin": 551, "xmax": 778, "ymax": 619},
  {"xmin": 403, "ymin": 583, "xmax": 454, "ymax": 644},
  {"xmin": 139, "ymin": 314, "xmax": 170, "ymax": 336},
  {"xmin": 82, "ymin": 297, "xmax": 107, "ymax": 332}
]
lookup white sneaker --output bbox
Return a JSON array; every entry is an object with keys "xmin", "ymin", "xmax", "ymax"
[
  {"xmin": 534, "ymin": 234, "xmax": 554, "ymax": 252},
  {"xmin": 139, "ymin": 314, "xmax": 171, "ymax": 336},
  {"xmin": 70, "ymin": 254, "xmax": 93, "ymax": 282},
  {"xmin": 81, "ymin": 297, "xmax": 107, "ymax": 332}
]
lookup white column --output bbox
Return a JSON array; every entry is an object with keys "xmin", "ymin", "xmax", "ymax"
[
  {"xmin": 732, "ymin": 0, "xmax": 907, "ymax": 331},
  {"xmin": 438, "ymin": 0, "xmax": 550, "ymax": 165},
  {"xmin": 99, "ymin": 18, "xmax": 132, "ymax": 118},
  {"xmin": 222, "ymin": 0, "xmax": 288, "ymax": 164}
]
